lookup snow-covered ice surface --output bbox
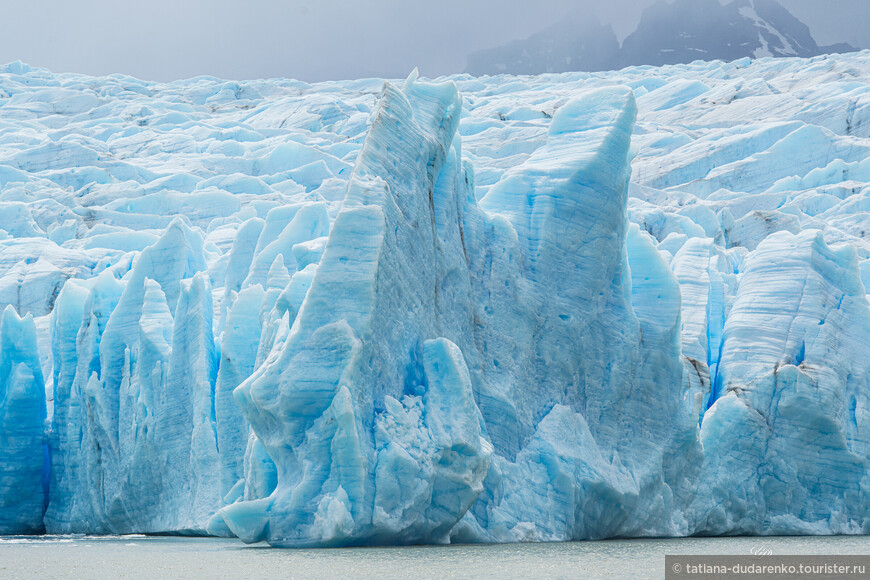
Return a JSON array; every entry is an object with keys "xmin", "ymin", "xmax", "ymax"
[{"xmin": 0, "ymin": 52, "xmax": 869, "ymax": 544}]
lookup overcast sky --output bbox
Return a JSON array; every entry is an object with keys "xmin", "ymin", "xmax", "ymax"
[{"xmin": 0, "ymin": 0, "xmax": 865, "ymax": 82}]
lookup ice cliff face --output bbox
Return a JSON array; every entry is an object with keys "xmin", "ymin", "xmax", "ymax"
[
  {"xmin": 0, "ymin": 306, "xmax": 46, "ymax": 534},
  {"xmin": 0, "ymin": 52, "xmax": 869, "ymax": 544}
]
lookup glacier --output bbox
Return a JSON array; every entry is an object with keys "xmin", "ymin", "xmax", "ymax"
[{"xmin": 0, "ymin": 52, "xmax": 869, "ymax": 544}]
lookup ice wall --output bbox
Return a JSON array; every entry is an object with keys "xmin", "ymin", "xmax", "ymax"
[
  {"xmin": 216, "ymin": 78, "xmax": 701, "ymax": 546},
  {"xmin": 690, "ymin": 230, "xmax": 870, "ymax": 534},
  {"xmin": 0, "ymin": 306, "xmax": 46, "ymax": 534},
  {"xmin": 44, "ymin": 222, "xmax": 223, "ymax": 533},
  {"xmin": 2, "ymin": 53, "xmax": 870, "ymax": 544},
  {"xmin": 221, "ymin": 77, "xmax": 493, "ymax": 545}
]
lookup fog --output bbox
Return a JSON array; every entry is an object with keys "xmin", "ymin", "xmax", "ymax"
[{"xmin": 0, "ymin": 0, "xmax": 864, "ymax": 82}]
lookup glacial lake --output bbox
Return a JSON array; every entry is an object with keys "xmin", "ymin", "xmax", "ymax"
[{"xmin": 2, "ymin": 535, "xmax": 869, "ymax": 579}]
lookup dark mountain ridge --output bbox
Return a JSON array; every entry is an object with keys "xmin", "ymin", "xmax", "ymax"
[{"xmin": 466, "ymin": 0, "xmax": 858, "ymax": 76}]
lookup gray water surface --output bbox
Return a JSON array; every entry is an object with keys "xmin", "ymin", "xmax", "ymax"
[{"xmin": 2, "ymin": 535, "xmax": 869, "ymax": 579}]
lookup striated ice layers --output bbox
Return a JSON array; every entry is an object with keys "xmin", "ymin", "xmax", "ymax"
[{"xmin": 0, "ymin": 52, "xmax": 869, "ymax": 544}]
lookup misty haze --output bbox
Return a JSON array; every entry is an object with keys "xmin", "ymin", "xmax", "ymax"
[{"xmin": 1, "ymin": 0, "xmax": 868, "ymax": 81}]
